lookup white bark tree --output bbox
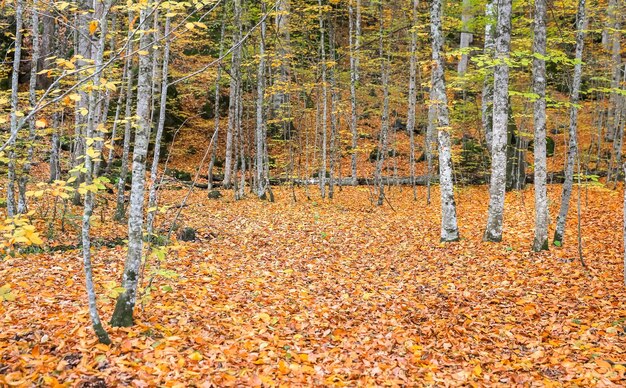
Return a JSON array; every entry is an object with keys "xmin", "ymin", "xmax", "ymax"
[
  {"xmin": 532, "ymin": 0, "xmax": 549, "ymax": 252},
  {"xmin": 482, "ymin": 0, "xmax": 495, "ymax": 152},
  {"xmin": 348, "ymin": 0, "xmax": 361, "ymax": 184},
  {"xmin": 457, "ymin": 0, "xmax": 473, "ymax": 75},
  {"xmin": 223, "ymin": 0, "xmax": 242, "ymax": 189},
  {"xmin": 407, "ymin": 0, "xmax": 420, "ymax": 200},
  {"xmin": 483, "ymin": 0, "xmax": 512, "ymax": 242},
  {"xmin": 431, "ymin": 0, "xmax": 460, "ymax": 241}
]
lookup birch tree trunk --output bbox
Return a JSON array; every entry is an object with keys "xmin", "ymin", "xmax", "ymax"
[
  {"xmin": 273, "ymin": 0, "xmax": 291, "ymax": 133},
  {"xmin": 431, "ymin": 0, "xmax": 460, "ymax": 241},
  {"xmin": 457, "ymin": 0, "xmax": 473, "ymax": 75},
  {"xmin": 483, "ymin": 0, "xmax": 512, "ymax": 242},
  {"xmin": 147, "ymin": 17, "xmax": 171, "ymax": 236},
  {"xmin": 17, "ymin": 0, "xmax": 41, "ymax": 214},
  {"xmin": 605, "ymin": 9, "xmax": 622, "ymax": 143},
  {"xmin": 223, "ymin": 0, "xmax": 242, "ymax": 189},
  {"xmin": 554, "ymin": 0, "xmax": 586, "ymax": 246},
  {"xmin": 348, "ymin": 0, "xmax": 361, "ymax": 184},
  {"xmin": 407, "ymin": 0, "xmax": 419, "ymax": 200},
  {"xmin": 602, "ymin": 0, "xmax": 617, "ymax": 50},
  {"xmin": 482, "ymin": 0, "xmax": 495, "ymax": 152},
  {"xmin": 256, "ymin": 7, "xmax": 268, "ymax": 199},
  {"xmin": 81, "ymin": 0, "xmax": 112, "ymax": 344},
  {"xmin": 111, "ymin": 3, "xmax": 154, "ymax": 327},
  {"xmin": 6, "ymin": 0, "xmax": 24, "ymax": 217},
  {"xmin": 532, "ymin": 0, "xmax": 549, "ymax": 252},
  {"xmin": 328, "ymin": 19, "xmax": 339, "ymax": 200}
]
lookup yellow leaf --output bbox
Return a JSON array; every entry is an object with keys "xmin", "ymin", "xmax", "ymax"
[
  {"xmin": 35, "ymin": 119, "xmax": 47, "ymax": 128},
  {"xmin": 189, "ymin": 351, "xmax": 203, "ymax": 361},
  {"xmin": 89, "ymin": 20, "xmax": 99, "ymax": 36}
]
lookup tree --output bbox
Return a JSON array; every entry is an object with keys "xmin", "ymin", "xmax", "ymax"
[
  {"xmin": 532, "ymin": 0, "xmax": 549, "ymax": 252},
  {"xmin": 431, "ymin": 0, "xmax": 460, "ymax": 242},
  {"xmin": 406, "ymin": 0, "xmax": 419, "ymax": 200},
  {"xmin": 482, "ymin": 0, "xmax": 495, "ymax": 152},
  {"xmin": 348, "ymin": 0, "xmax": 361, "ymax": 185},
  {"xmin": 457, "ymin": 0, "xmax": 473, "ymax": 75},
  {"xmin": 553, "ymin": 0, "xmax": 586, "ymax": 246},
  {"xmin": 111, "ymin": 2, "xmax": 155, "ymax": 327},
  {"xmin": 483, "ymin": 0, "xmax": 512, "ymax": 243}
]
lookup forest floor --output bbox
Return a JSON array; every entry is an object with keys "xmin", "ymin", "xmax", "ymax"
[{"xmin": 1, "ymin": 184, "xmax": 626, "ymax": 386}]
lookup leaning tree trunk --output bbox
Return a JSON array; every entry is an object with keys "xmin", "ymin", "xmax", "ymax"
[
  {"xmin": 6, "ymin": 0, "xmax": 24, "ymax": 217},
  {"xmin": 554, "ymin": 0, "xmax": 586, "ymax": 246},
  {"xmin": 532, "ymin": 0, "xmax": 549, "ymax": 252},
  {"xmin": 146, "ymin": 16, "xmax": 171, "ymax": 236},
  {"xmin": 482, "ymin": 0, "xmax": 495, "ymax": 152},
  {"xmin": 457, "ymin": 0, "xmax": 473, "ymax": 75},
  {"xmin": 430, "ymin": 0, "xmax": 460, "ymax": 242},
  {"xmin": 223, "ymin": 0, "xmax": 242, "ymax": 189},
  {"xmin": 483, "ymin": 0, "xmax": 512, "ymax": 242},
  {"xmin": 110, "ymin": 3, "xmax": 154, "ymax": 327}
]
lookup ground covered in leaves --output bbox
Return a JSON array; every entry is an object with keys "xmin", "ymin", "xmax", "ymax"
[{"xmin": 1, "ymin": 185, "xmax": 626, "ymax": 386}]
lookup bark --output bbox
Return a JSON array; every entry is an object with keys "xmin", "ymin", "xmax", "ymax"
[
  {"xmin": 6, "ymin": 0, "xmax": 24, "ymax": 217},
  {"xmin": 482, "ymin": 0, "xmax": 495, "ymax": 152},
  {"xmin": 223, "ymin": 0, "xmax": 242, "ymax": 189},
  {"xmin": 147, "ymin": 17, "xmax": 172, "ymax": 236},
  {"xmin": 256, "ymin": 7, "xmax": 268, "ymax": 199},
  {"xmin": 81, "ymin": 0, "xmax": 113, "ymax": 344},
  {"xmin": 18, "ymin": 0, "xmax": 41, "ymax": 214},
  {"xmin": 483, "ymin": 0, "xmax": 512, "ymax": 242},
  {"xmin": 457, "ymin": 0, "xmax": 473, "ymax": 75},
  {"xmin": 532, "ymin": 0, "xmax": 549, "ymax": 252},
  {"xmin": 348, "ymin": 0, "xmax": 361, "ymax": 184},
  {"xmin": 431, "ymin": 0, "xmax": 460, "ymax": 241},
  {"xmin": 328, "ymin": 20, "xmax": 339, "ymax": 199},
  {"xmin": 602, "ymin": 0, "xmax": 617, "ymax": 50},
  {"xmin": 605, "ymin": 9, "xmax": 622, "ymax": 142},
  {"xmin": 318, "ymin": 0, "xmax": 328, "ymax": 199},
  {"xmin": 554, "ymin": 0, "xmax": 586, "ymax": 246},
  {"xmin": 273, "ymin": 0, "xmax": 291, "ymax": 129},
  {"xmin": 376, "ymin": 2, "xmax": 390, "ymax": 207},
  {"xmin": 208, "ymin": 12, "xmax": 226, "ymax": 191},
  {"xmin": 114, "ymin": 15, "xmax": 135, "ymax": 222},
  {"xmin": 111, "ymin": 3, "xmax": 154, "ymax": 327},
  {"xmin": 407, "ymin": 0, "xmax": 419, "ymax": 200}
]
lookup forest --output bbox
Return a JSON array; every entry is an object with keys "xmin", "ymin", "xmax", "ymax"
[{"xmin": 0, "ymin": 0, "xmax": 625, "ymax": 385}]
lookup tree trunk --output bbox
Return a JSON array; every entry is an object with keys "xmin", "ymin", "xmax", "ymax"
[
  {"xmin": 483, "ymin": 0, "xmax": 512, "ymax": 242},
  {"xmin": 256, "ymin": 6, "xmax": 268, "ymax": 199},
  {"xmin": 6, "ymin": 0, "xmax": 24, "ymax": 217},
  {"xmin": 318, "ymin": 0, "xmax": 328, "ymax": 199},
  {"xmin": 554, "ymin": 0, "xmax": 586, "ymax": 246},
  {"xmin": 111, "ymin": 3, "xmax": 154, "ymax": 328},
  {"xmin": 376, "ymin": 1, "xmax": 390, "ymax": 207},
  {"xmin": 532, "ymin": 0, "xmax": 549, "ymax": 252},
  {"xmin": 273, "ymin": 0, "xmax": 291, "ymax": 135},
  {"xmin": 223, "ymin": 0, "xmax": 242, "ymax": 189},
  {"xmin": 208, "ymin": 11, "xmax": 226, "ymax": 191},
  {"xmin": 431, "ymin": 0, "xmax": 460, "ymax": 241},
  {"xmin": 348, "ymin": 0, "xmax": 361, "ymax": 185},
  {"xmin": 457, "ymin": 0, "xmax": 473, "ymax": 75},
  {"xmin": 407, "ymin": 0, "xmax": 420, "ymax": 201},
  {"xmin": 329, "ymin": 19, "xmax": 339, "ymax": 200},
  {"xmin": 146, "ymin": 17, "xmax": 172, "ymax": 236},
  {"xmin": 482, "ymin": 0, "xmax": 495, "ymax": 153}
]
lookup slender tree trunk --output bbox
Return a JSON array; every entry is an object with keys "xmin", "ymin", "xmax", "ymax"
[
  {"xmin": 208, "ymin": 12, "xmax": 227, "ymax": 191},
  {"xmin": 431, "ymin": 0, "xmax": 460, "ymax": 241},
  {"xmin": 554, "ymin": 0, "xmax": 586, "ymax": 246},
  {"xmin": 114, "ymin": 13, "xmax": 136, "ymax": 221},
  {"xmin": 348, "ymin": 0, "xmax": 361, "ymax": 184},
  {"xmin": 81, "ymin": 0, "xmax": 113, "ymax": 344},
  {"xmin": 318, "ymin": 0, "xmax": 328, "ymax": 199},
  {"xmin": 146, "ymin": 17, "xmax": 171, "ymax": 236},
  {"xmin": 602, "ymin": 0, "xmax": 617, "ymax": 50},
  {"xmin": 376, "ymin": 2, "xmax": 390, "ymax": 206},
  {"xmin": 273, "ymin": 0, "xmax": 291, "ymax": 133},
  {"xmin": 532, "ymin": 0, "xmax": 549, "ymax": 252},
  {"xmin": 407, "ymin": 0, "xmax": 419, "ymax": 200},
  {"xmin": 223, "ymin": 0, "xmax": 242, "ymax": 189},
  {"xmin": 256, "ymin": 6, "xmax": 268, "ymax": 199},
  {"xmin": 328, "ymin": 19, "xmax": 339, "ymax": 200},
  {"xmin": 7, "ymin": 0, "xmax": 24, "ymax": 217},
  {"xmin": 482, "ymin": 0, "xmax": 495, "ymax": 152},
  {"xmin": 111, "ymin": 3, "xmax": 154, "ymax": 327},
  {"xmin": 605, "ymin": 9, "xmax": 622, "ymax": 143},
  {"xmin": 17, "ymin": 0, "xmax": 41, "ymax": 214},
  {"xmin": 457, "ymin": 0, "xmax": 473, "ymax": 75},
  {"xmin": 483, "ymin": 0, "xmax": 512, "ymax": 242}
]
